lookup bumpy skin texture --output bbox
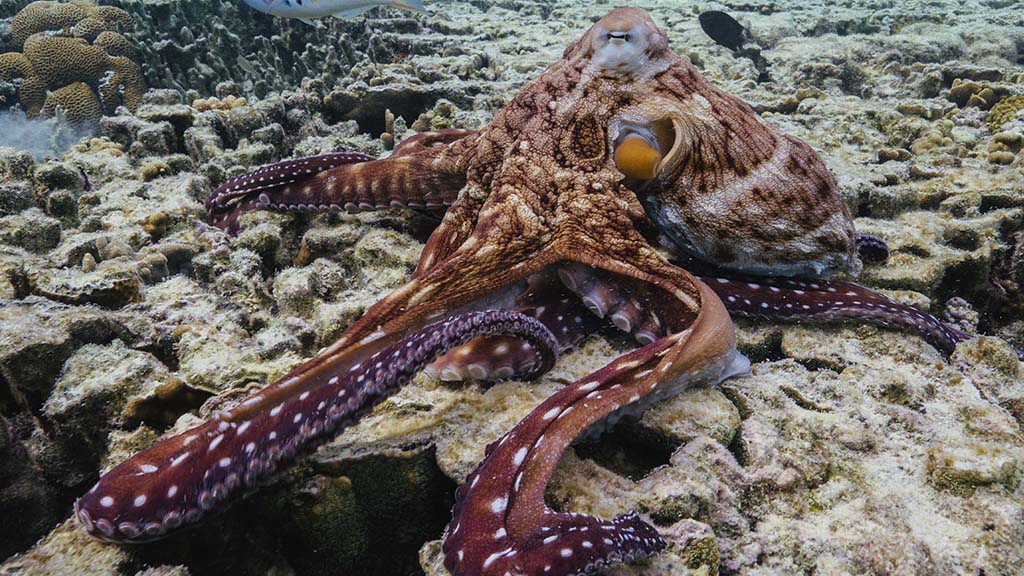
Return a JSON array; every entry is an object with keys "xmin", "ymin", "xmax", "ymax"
[{"xmin": 79, "ymin": 8, "xmax": 1014, "ymax": 576}]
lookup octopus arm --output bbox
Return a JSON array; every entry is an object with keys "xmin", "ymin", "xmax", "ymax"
[
  {"xmin": 428, "ymin": 272, "xmax": 603, "ymax": 382},
  {"xmin": 75, "ymin": 311, "xmax": 558, "ymax": 543},
  {"xmin": 443, "ymin": 268, "xmax": 743, "ymax": 576},
  {"xmin": 206, "ymin": 129, "xmax": 476, "ymax": 234},
  {"xmin": 699, "ymin": 273, "xmax": 1023, "ymax": 359}
]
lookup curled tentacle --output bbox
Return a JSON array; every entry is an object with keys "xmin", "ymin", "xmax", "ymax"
[
  {"xmin": 443, "ymin": 278, "xmax": 742, "ymax": 576},
  {"xmin": 75, "ymin": 310, "xmax": 558, "ymax": 544},
  {"xmin": 427, "ymin": 273, "xmax": 603, "ymax": 382},
  {"xmin": 855, "ymin": 233, "xmax": 890, "ymax": 265}
]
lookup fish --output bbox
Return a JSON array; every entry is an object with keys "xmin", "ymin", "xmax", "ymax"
[
  {"xmin": 698, "ymin": 10, "xmax": 754, "ymax": 52},
  {"xmin": 698, "ymin": 10, "xmax": 770, "ymax": 83},
  {"xmin": 242, "ymin": 0, "xmax": 425, "ymax": 24}
]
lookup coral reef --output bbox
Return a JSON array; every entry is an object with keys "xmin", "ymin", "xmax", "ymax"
[
  {"xmin": 0, "ymin": 1, "xmax": 143, "ymax": 127},
  {"xmin": 0, "ymin": 0, "xmax": 1022, "ymax": 575}
]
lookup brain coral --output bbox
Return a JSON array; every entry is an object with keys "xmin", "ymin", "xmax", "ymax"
[
  {"xmin": 71, "ymin": 16, "xmax": 109, "ymax": 41},
  {"xmin": 42, "ymin": 81, "xmax": 102, "ymax": 127},
  {"xmin": 99, "ymin": 56, "xmax": 144, "ymax": 114},
  {"xmin": 10, "ymin": 1, "xmax": 84, "ymax": 48},
  {"xmin": 23, "ymin": 35, "xmax": 111, "ymax": 88},
  {"xmin": 0, "ymin": 1, "xmax": 144, "ymax": 123},
  {"xmin": 19, "ymin": 76, "xmax": 47, "ymax": 115},
  {"xmin": 987, "ymin": 95, "xmax": 1024, "ymax": 133},
  {"xmin": 93, "ymin": 31, "xmax": 138, "ymax": 61},
  {"xmin": 0, "ymin": 53, "xmax": 32, "ymax": 82},
  {"xmin": 10, "ymin": 1, "xmax": 132, "ymax": 49}
]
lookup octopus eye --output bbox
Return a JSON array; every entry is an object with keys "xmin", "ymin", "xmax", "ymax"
[
  {"xmin": 612, "ymin": 117, "xmax": 683, "ymax": 181},
  {"xmin": 614, "ymin": 133, "xmax": 660, "ymax": 180},
  {"xmin": 607, "ymin": 31, "xmax": 632, "ymax": 43}
]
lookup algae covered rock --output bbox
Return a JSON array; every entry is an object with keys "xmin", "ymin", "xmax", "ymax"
[
  {"xmin": 0, "ymin": 299, "xmax": 126, "ymax": 411},
  {"xmin": 41, "ymin": 340, "xmax": 203, "ymax": 480},
  {"xmin": 0, "ymin": 519, "xmax": 133, "ymax": 576},
  {"xmin": 29, "ymin": 259, "xmax": 141, "ymax": 308},
  {"xmin": 0, "ymin": 209, "xmax": 60, "ymax": 253}
]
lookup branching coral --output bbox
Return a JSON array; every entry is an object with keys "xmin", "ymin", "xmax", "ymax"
[{"xmin": 0, "ymin": 1, "xmax": 144, "ymax": 126}]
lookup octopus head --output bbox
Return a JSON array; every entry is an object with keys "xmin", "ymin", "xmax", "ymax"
[
  {"xmin": 610, "ymin": 99, "xmax": 858, "ymax": 278},
  {"xmin": 571, "ymin": 8, "xmax": 672, "ymax": 79}
]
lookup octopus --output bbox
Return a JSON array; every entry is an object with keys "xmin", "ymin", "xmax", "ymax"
[{"xmin": 74, "ymin": 8, "xmax": 1019, "ymax": 576}]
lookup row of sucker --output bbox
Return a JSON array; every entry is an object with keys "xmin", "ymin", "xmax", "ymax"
[
  {"xmin": 557, "ymin": 263, "xmax": 667, "ymax": 345},
  {"xmin": 426, "ymin": 273, "xmax": 604, "ymax": 382}
]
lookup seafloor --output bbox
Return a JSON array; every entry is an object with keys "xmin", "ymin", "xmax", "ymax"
[{"xmin": 0, "ymin": 0, "xmax": 1023, "ymax": 575}]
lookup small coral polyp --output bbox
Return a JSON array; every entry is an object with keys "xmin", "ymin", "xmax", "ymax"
[{"xmin": 0, "ymin": 1, "xmax": 144, "ymax": 127}]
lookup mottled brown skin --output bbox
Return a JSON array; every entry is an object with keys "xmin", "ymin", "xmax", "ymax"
[{"xmin": 82, "ymin": 8, "xmax": 863, "ymax": 575}]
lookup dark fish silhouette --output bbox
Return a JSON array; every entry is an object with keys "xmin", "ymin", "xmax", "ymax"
[{"xmin": 698, "ymin": 10, "xmax": 753, "ymax": 52}]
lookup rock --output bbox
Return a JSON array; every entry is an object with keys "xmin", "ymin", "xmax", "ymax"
[
  {"xmin": 0, "ymin": 299, "xmax": 125, "ymax": 411},
  {"xmin": 29, "ymin": 260, "xmax": 141, "ymax": 309},
  {"xmin": 0, "ymin": 520, "xmax": 132, "ymax": 576},
  {"xmin": 0, "ymin": 147, "xmax": 35, "ymax": 180},
  {"xmin": 0, "ymin": 209, "xmax": 60, "ymax": 253},
  {"xmin": 927, "ymin": 442, "xmax": 1020, "ymax": 495},
  {"xmin": 0, "ymin": 416, "xmax": 57, "ymax": 560},
  {"xmin": 42, "ymin": 341, "xmax": 202, "ymax": 480},
  {"xmin": 952, "ymin": 336, "xmax": 1024, "ymax": 426},
  {"xmin": 0, "ymin": 181, "xmax": 36, "ymax": 216},
  {"xmin": 632, "ymin": 386, "xmax": 742, "ymax": 448}
]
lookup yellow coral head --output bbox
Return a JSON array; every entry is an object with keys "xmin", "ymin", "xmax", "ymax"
[{"xmin": 613, "ymin": 132, "xmax": 662, "ymax": 180}]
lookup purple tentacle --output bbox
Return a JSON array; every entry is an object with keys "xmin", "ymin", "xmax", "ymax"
[
  {"xmin": 75, "ymin": 310, "xmax": 558, "ymax": 544},
  {"xmin": 428, "ymin": 273, "xmax": 603, "ymax": 381},
  {"xmin": 698, "ymin": 273, "xmax": 1024, "ymax": 359},
  {"xmin": 442, "ymin": 338, "xmax": 683, "ymax": 576},
  {"xmin": 206, "ymin": 152, "xmax": 376, "ymax": 233}
]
